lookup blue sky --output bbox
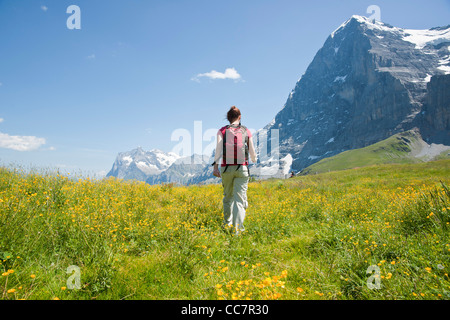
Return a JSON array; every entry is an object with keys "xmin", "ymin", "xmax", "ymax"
[{"xmin": 0, "ymin": 0, "xmax": 449, "ymax": 176}]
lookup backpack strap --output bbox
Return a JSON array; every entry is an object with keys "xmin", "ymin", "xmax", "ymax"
[
  {"xmin": 242, "ymin": 126, "xmax": 249, "ymax": 163},
  {"xmin": 235, "ymin": 125, "xmax": 249, "ymax": 163},
  {"xmin": 235, "ymin": 125, "xmax": 248, "ymax": 164},
  {"xmin": 222, "ymin": 125, "xmax": 230, "ymax": 164}
]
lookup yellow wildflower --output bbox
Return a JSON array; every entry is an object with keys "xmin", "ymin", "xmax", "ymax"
[{"xmin": 262, "ymin": 278, "xmax": 272, "ymax": 286}]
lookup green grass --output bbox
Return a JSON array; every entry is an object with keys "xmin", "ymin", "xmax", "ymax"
[
  {"xmin": 301, "ymin": 129, "xmax": 449, "ymax": 175},
  {"xmin": 1, "ymin": 160, "xmax": 450, "ymax": 300}
]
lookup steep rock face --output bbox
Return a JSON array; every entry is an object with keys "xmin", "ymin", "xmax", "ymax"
[
  {"xmin": 256, "ymin": 15, "xmax": 450, "ymax": 172},
  {"xmin": 417, "ymin": 74, "xmax": 450, "ymax": 144}
]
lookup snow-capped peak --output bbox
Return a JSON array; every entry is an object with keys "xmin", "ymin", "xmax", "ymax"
[
  {"xmin": 331, "ymin": 15, "xmax": 373, "ymax": 38},
  {"xmin": 331, "ymin": 15, "xmax": 450, "ymax": 51},
  {"xmin": 331, "ymin": 15, "xmax": 404, "ymax": 38},
  {"xmin": 109, "ymin": 147, "xmax": 182, "ymax": 178}
]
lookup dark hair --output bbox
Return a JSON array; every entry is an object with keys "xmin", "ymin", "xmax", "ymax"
[{"xmin": 226, "ymin": 106, "xmax": 241, "ymax": 123}]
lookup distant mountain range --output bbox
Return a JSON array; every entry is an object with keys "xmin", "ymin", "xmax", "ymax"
[
  {"xmin": 107, "ymin": 147, "xmax": 180, "ymax": 181},
  {"xmin": 107, "ymin": 15, "xmax": 450, "ymax": 185},
  {"xmin": 106, "ymin": 147, "xmax": 211, "ymax": 185}
]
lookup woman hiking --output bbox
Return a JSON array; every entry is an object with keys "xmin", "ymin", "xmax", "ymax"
[{"xmin": 212, "ymin": 106, "xmax": 257, "ymax": 235}]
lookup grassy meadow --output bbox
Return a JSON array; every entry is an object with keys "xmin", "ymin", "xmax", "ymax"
[
  {"xmin": 1, "ymin": 160, "xmax": 450, "ymax": 300},
  {"xmin": 301, "ymin": 130, "xmax": 450, "ymax": 175}
]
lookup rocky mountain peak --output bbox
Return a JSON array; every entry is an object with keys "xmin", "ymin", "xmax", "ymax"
[{"xmin": 255, "ymin": 15, "xmax": 450, "ymax": 173}]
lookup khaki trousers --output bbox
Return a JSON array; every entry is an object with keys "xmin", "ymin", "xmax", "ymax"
[{"xmin": 220, "ymin": 165, "xmax": 249, "ymax": 234}]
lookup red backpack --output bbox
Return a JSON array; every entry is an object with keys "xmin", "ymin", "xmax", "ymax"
[{"xmin": 220, "ymin": 123, "xmax": 249, "ymax": 172}]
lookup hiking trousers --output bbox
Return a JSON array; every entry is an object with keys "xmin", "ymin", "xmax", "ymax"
[{"xmin": 220, "ymin": 165, "xmax": 249, "ymax": 234}]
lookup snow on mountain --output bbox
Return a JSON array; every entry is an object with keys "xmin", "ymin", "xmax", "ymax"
[
  {"xmin": 106, "ymin": 147, "xmax": 181, "ymax": 180},
  {"xmin": 402, "ymin": 27, "xmax": 450, "ymax": 50},
  {"xmin": 106, "ymin": 147, "xmax": 215, "ymax": 185},
  {"xmin": 332, "ymin": 15, "xmax": 450, "ymax": 49},
  {"xmin": 146, "ymin": 153, "xmax": 211, "ymax": 185}
]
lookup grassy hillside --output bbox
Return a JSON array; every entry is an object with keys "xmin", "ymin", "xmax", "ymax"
[
  {"xmin": 1, "ymin": 160, "xmax": 450, "ymax": 300},
  {"xmin": 301, "ymin": 129, "xmax": 450, "ymax": 175}
]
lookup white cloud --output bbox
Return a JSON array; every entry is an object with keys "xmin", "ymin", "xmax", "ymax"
[
  {"xmin": 192, "ymin": 67, "xmax": 242, "ymax": 82},
  {"xmin": 0, "ymin": 118, "xmax": 3, "ymax": 123},
  {"xmin": 0, "ymin": 132, "xmax": 46, "ymax": 151},
  {"xmin": 87, "ymin": 54, "xmax": 96, "ymax": 59},
  {"xmin": 41, "ymin": 5, "xmax": 48, "ymax": 12}
]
